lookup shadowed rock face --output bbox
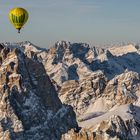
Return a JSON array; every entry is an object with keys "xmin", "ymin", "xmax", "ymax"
[{"xmin": 0, "ymin": 44, "xmax": 78, "ymax": 140}]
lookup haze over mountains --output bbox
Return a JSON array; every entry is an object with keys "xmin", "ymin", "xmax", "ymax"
[{"xmin": 0, "ymin": 41, "xmax": 140, "ymax": 139}]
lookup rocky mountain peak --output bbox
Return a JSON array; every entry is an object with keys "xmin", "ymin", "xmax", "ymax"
[{"xmin": 0, "ymin": 43, "xmax": 78, "ymax": 140}]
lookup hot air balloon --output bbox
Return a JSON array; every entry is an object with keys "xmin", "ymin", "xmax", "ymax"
[{"xmin": 9, "ymin": 7, "xmax": 29, "ymax": 33}]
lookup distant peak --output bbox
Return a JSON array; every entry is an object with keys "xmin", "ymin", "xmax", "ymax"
[{"xmin": 55, "ymin": 40, "xmax": 71, "ymax": 47}]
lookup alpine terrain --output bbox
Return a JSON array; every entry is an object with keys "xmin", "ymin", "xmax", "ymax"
[{"xmin": 1, "ymin": 41, "xmax": 140, "ymax": 140}]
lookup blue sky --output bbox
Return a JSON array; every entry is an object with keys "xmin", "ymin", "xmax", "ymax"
[{"xmin": 0, "ymin": 0, "xmax": 140, "ymax": 48}]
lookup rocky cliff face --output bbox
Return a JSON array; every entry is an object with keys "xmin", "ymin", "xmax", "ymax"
[
  {"xmin": 59, "ymin": 71, "xmax": 107, "ymax": 116},
  {"xmin": 0, "ymin": 43, "xmax": 78, "ymax": 140},
  {"xmin": 3, "ymin": 41, "xmax": 140, "ymax": 140},
  {"xmin": 63, "ymin": 113, "xmax": 140, "ymax": 140}
]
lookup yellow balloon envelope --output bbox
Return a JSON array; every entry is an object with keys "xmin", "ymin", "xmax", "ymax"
[{"xmin": 9, "ymin": 7, "xmax": 29, "ymax": 33}]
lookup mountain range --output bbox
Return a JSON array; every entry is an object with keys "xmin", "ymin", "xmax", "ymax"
[{"xmin": 0, "ymin": 41, "xmax": 140, "ymax": 139}]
